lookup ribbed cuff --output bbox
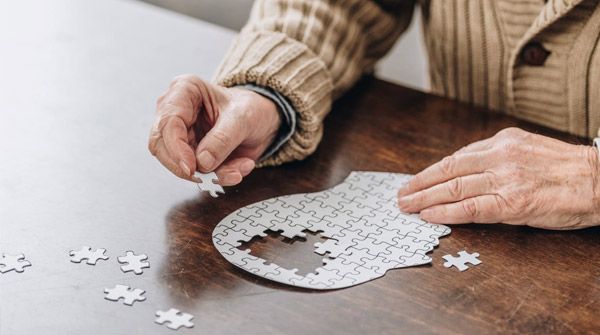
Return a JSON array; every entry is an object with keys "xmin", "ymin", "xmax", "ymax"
[
  {"xmin": 236, "ymin": 84, "xmax": 297, "ymax": 161},
  {"xmin": 214, "ymin": 31, "xmax": 333, "ymax": 166}
]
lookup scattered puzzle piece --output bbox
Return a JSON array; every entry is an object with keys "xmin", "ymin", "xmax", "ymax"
[
  {"xmin": 212, "ymin": 171, "xmax": 451, "ymax": 290},
  {"xmin": 442, "ymin": 250, "xmax": 481, "ymax": 271},
  {"xmin": 104, "ymin": 284, "xmax": 146, "ymax": 306},
  {"xmin": 194, "ymin": 171, "xmax": 224, "ymax": 197},
  {"xmin": 0, "ymin": 253, "xmax": 32, "ymax": 273},
  {"xmin": 69, "ymin": 246, "xmax": 109, "ymax": 265},
  {"xmin": 155, "ymin": 308, "xmax": 194, "ymax": 330},
  {"xmin": 117, "ymin": 251, "xmax": 150, "ymax": 275}
]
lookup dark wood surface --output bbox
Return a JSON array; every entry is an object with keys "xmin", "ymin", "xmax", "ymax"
[{"xmin": 1, "ymin": 1, "xmax": 599, "ymax": 334}]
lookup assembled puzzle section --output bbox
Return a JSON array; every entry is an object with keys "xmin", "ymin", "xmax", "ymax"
[{"xmin": 213, "ymin": 171, "xmax": 451, "ymax": 290}]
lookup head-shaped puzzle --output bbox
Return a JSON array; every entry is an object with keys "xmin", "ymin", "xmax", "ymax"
[{"xmin": 213, "ymin": 172, "xmax": 450, "ymax": 289}]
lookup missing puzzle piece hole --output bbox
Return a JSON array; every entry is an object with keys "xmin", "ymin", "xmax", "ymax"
[{"xmin": 237, "ymin": 229, "xmax": 332, "ymax": 276}]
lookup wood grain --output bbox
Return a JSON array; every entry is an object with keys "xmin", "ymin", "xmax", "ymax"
[
  {"xmin": 161, "ymin": 77, "xmax": 600, "ymax": 334},
  {"xmin": 1, "ymin": 2, "xmax": 598, "ymax": 333}
]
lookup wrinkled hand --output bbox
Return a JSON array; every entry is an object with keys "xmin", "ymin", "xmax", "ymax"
[
  {"xmin": 397, "ymin": 128, "xmax": 600, "ymax": 229},
  {"xmin": 148, "ymin": 75, "xmax": 281, "ymax": 186}
]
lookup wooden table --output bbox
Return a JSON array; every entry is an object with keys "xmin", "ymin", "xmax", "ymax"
[{"xmin": 1, "ymin": 1, "xmax": 599, "ymax": 334}]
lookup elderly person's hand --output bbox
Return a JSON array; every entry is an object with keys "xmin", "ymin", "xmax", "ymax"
[
  {"xmin": 397, "ymin": 128, "xmax": 600, "ymax": 229},
  {"xmin": 148, "ymin": 75, "xmax": 281, "ymax": 186}
]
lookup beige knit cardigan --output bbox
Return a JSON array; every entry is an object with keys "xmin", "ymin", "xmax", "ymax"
[{"xmin": 215, "ymin": 0, "xmax": 600, "ymax": 166}]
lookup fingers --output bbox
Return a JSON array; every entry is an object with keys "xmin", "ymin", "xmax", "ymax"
[
  {"xmin": 398, "ymin": 151, "xmax": 492, "ymax": 197},
  {"xmin": 215, "ymin": 157, "xmax": 256, "ymax": 186},
  {"xmin": 150, "ymin": 75, "xmax": 209, "ymax": 181},
  {"xmin": 398, "ymin": 172, "xmax": 496, "ymax": 213},
  {"xmin": 419, "ymin": 194, "xmax": 506, "ymax": 224},
  {"xmin": 149, "ymin": 137, "xmax": 197, "ymax": 181},
  {"xmin": 161, "ymin": 116, "xmax": 197, "ymax": 178},
  {"xmin": 195, "ymin": 113, "xmax": 246, "ymax": 172}
]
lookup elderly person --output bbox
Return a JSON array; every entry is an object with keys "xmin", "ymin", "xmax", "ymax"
[{"xmin": 149, "ymin": 0, "xmax": 600, "ymax": 229}]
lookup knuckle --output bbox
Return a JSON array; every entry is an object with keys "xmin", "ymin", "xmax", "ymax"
[
  {"xmin": 446, "ymin": 178, "xmax": 463, "ymax": 199},
  {"xmin": 147, "ymin": 140, "xmax": 158, "ymax": 156},
  {"xmin": 462, "ymin": 199, "xmax": 479, "ymax": 219},
  {"xmin": 173, "ymin": 74, "xmax": 200, "ymax": 84},
  {"xmin": 497, "ymin": 127, "xmax": 524, "ymax": 139},
  {"xmin": 156, "ymin": 93, "xmax": 166, "ymax": 107},
  {"xmin": 147, "ymin": 131, "xmax": 161, "ymax": 156},
  {"xmin": 497, "ymin": 141, "xmax": 521, "ymax": 158},
  {"xmin": 509, "ymin": 188, "xmax": 535, "ymax": 214},
  {"xmin": 211, "ymin": 130, "xmax": 231, "ymax": 148},
  {"xmin": 439, "ymin": 156, "xmax": 456, "ymax": 175},
  {"xmin": 482, "ymin": 171, "xmax": 498, "ymax": 189}
]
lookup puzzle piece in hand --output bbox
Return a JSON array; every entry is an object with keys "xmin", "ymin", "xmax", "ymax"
[
  {"xmin": 155, "ymin": 308, "xmax": 194, "ymax": 330},
  {"xmin": 194, "ymin": 171, "xmax": 224, "ymax": 197},
  {"xmin": 117, "ymin": 251, "xmax": 150, "ymax": 275},
  {"xmin": 442, "ymin": 250, "xmax": 481, "ymax": 271},
  {"xmin": 212, "ymin": 171, "xmax": 451, "ymax": 290},
  {"xmin": 69, "ymin": 246, "xmax": 109, "ymax": 265},
  {"xmin": 0, "ymin": 253, "xmax": 32, "ymax": 273},
  {"xmin": 104, "ymin": 284, "xmax": 146, "ymax": 306}
]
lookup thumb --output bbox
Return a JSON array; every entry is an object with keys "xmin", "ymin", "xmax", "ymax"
[{"xmin": 195, "ymin": 114, "xmax": 246, "ymax": 172}]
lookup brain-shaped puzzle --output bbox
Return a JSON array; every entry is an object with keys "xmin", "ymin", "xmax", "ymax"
[{"xmin": 213, "ymin": 172, "xmax": 450, "ymax": 289}]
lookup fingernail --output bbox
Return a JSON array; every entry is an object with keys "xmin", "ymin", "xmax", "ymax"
[
  {"xmin": 197, "ymin": 151, "xmax": 215, "ymax": 171},
  {"xmin": 179, "ymin": 160, "xmax": 191, "ymax": 177},
  {"xmin": 240, "ymin": 160, "xmax": 255, "ymax": 175},
  {"xmin": 397, "ymin": 187, "xmax": 408, "ymax": 197},
  {"xmin": 397, "ymin": 195, "xmax": 413, "ymax": 209}
]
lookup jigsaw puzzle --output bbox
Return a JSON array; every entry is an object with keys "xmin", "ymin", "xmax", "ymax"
[
  {"xmin": 443, "ymin": 250, "xmax": 481, "ymax": 271},
  {"xmin": 104, "ymin": 284, "xmax": 146, "ymax": 306},
  {"xmin": 0, "ymin": 253, "xmax": 32, "ymax": 273},
  {"xmin": 117, "ymin": 251, "xmax": 150, "ymax": 275},
  {"xmin": 69, "ymin": 246, "xmax": 109, "ymax": 265},
  {"xmin": 155, "ymin": 308, "xmax": 194, "ymax": 330},
  {"xmin": 194, "ymin": 171, "xmax": 224, "ymax": 197},
  {"xmin": 213, "ymin": 171, "xmax": 451, "ymax": 289}
]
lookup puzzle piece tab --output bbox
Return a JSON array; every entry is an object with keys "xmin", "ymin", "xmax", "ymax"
[
  {"xmin": 155, "ymin": 308, "xmax": 194, "ymax": 330},
  {"xmin": 442, "ymin": 250, "xmax": 481, "ymax": 272}
]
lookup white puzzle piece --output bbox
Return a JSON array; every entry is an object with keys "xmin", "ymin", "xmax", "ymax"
[
  {"xmin": 442, "ymin": 250, "xmax": 481, "ymax": 271},
  {"xmin": 0, "ymin": 253, "xmax": 32, "ymax": 273},
  {"xmin": 213, "ymin": 171, "xmax": 451, "ymax": 290},
  {"xmin": 69, "ymin": 246, "xmax": 109, "ymax": 265},
  {"xmin": 194, "ymin": 171, "xmax": 224, "ymax": 197},
  {"xmin": 104, "ymin": 284, "xmax": 146, "ymax": 306},
  {"xmin": 155, "ymin": 308, "xmax": 194, "ymax": 330},
  {"xmin": 117, "ymin": 251, "xmax": 150, "ymax": 275}
]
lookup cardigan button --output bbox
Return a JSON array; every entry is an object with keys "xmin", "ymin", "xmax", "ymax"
[{"xmin": 520, "ymin": 42, "xmax": 550, "ymax": 66}]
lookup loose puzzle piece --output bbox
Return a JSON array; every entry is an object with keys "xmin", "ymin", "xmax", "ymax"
[
  {"xmin": 155, "ymin": 308, "xmax": 194, "ymax": 330},
  {"xmin": 0, "ymin": 253, "xmax": 32, "ymax": 273},
  {"xmin": 69, "ymin": 246, "xmax": 109, "ymax": 265},
  {"xmin": 104, "ymin": 284, "xmax": 146, "ymax": 306},
  {"xmin": 212, "ymin": 171, "xmax": 451, "ymax": 290},
  {"xmin": 442, "ymin": 250, "xmax": 481, "ymax": 272},
  {"xmin": 194, "ymin": 171, "xmax": 224, "ymax": 198},
  {"xmin": 117, "ymin": 251, "xmax": 150, "ymax": 275}
]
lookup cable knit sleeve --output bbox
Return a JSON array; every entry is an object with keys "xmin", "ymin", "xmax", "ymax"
[{"xmin": 214, "ymin": 0, "xmax": 416, "ymax": 166}]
